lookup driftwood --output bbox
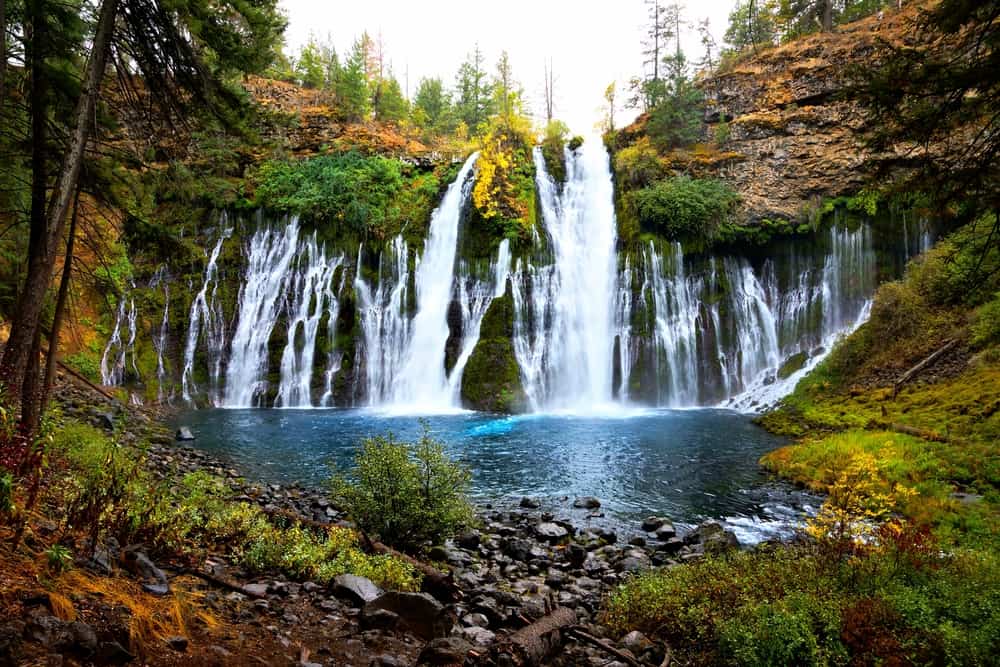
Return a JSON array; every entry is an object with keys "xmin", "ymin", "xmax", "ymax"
[
  {"xmin": 182, "ymin": 567, "xmax": 267, "ymax": 599},
  {"xmin": 866, "ymin": 419, "xmax": 950, "ymax": 442},
  {"xmin": 893, "ymin": 339, "xmax": 958, "ymax": 397},
  {"xmin": 487, "ymin": 606, "xmax": 576, "ymax": 666},
  {"xmin": 566, "ymin": 626, "xmax": 643, "ymax": 667}
]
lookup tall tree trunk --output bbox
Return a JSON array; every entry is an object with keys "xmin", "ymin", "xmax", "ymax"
[
  {"xmin": 0, "ymin": 0, "xmax": 7, "ymax": 113},
  {"xmin": 0, "ymin": 0, "xmax": 119, "ymax": 426},
  {"xmin": 822, "ymin": 0, "xmax": 834, "ymax": 31},
  {"xmin": 40, "ymin": 190, "xmax": 80, "ymax": 412}
]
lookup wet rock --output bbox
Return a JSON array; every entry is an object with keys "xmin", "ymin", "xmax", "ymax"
[
  {"xmin": 573, "ymin": 497, "xmax": 601, "ymax": 509},
  {"xmin": 166, "ymin": 636, "xmax": 188, "ymax": 652},
  {"xmin": 519, "ymin": 497, "xmax": 541, "ymax": 509},
  {"xmin": 243, "ymin": 583, "xmax": 269, "ymax": 597},
  {"xmin": 567, "ymin": 543, "xmax": 588, "ymax": 568},
  {"xmin": 535, "ymin": 522, "xmax": 569, "ymax": 543},
  {"xmin": 642, "ymin": 516, "xmax": 668, "ymax": 532},
  {"xmin": 174, "ymin": 426, "xmax": 195, "ymax": 441},
  {"xmin": 628, "ymin": 536, "xmax": 647, "ymax": 547},
  {"xmin": 68, "ymin": 622, "xmax": 97, "ymax": 655},
  {"xmin": 657, "ymin": 537, "xmax": 685, "ymax": 554},
  {"xmin": 460, "ymin": 626, "xmax": 496, "ymax": 646},
  {"xmin": 455, "ymin": 531, "xmax": 481, "ymax": 550},
  {"xmin": 333, "ymin": 574, "xmax": 383, "ymax": 605},
  {"xmin": 27, "ymin": 615, "xmax": 72, "ymax": 651},
  {"xmin": 364, "ymin": 592, "xmax": 454, "ymax": 640},
  {"xmin": 416, "ymin": 636, "xmax": 473, "ymax": 666},
  {"xmin": 655, "ymin": 522, "xmax": 676, "ymax": 540},
  {"xmin": 596, "ymin": 528, "xmax": 618, "ymax": 544},
  {"xmin": 618, "ymin": 556, "xmax": 650, "ymax": 574},
  {"xmin": 122, "ymin": 546, "xmax": 170, "ymax": 596},
  {"xmin": 360, "ymin": 609, "xmax": 400, "ymax": 632},
  {"xmin": 95, "ymin": 640, "xmax": 134, "ymax": 665}
]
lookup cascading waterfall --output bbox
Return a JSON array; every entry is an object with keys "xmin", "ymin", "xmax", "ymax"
[
  {"xmin": 162, "ymin": 143, "xmax": 925, "ymax": 413},
  {"xmin": 182, "ymin": 231, "xmax": 230, "ymax": 404},
  {"xmin": 387, "ymin": 153, "xmax": 478, "ymax": 409},
  {"xmin": 511, "ymin": 142, "xmax": 619, "ymax": 410},
  {"xmin": 100, "ymin": 291, "xmax": 137, "ymax": 386},
  {"xmin": 354, "ymin": 236, "xmax": 413, "ymax": 406},
  {"xmin": 274, "ymin": 235, "xmax": 343, "ymax": 408},
  {"xmin": 149, "ymin": 266, "xmax": 171, "ymax": 403},
  {"xmin": 223, "ymin": 222, "xmax": 300, "ymax": 407}
]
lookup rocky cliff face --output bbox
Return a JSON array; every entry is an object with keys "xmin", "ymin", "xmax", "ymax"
[{"xmin": 622, "ymin": 5, "xmax": 920, "ymax": 223}]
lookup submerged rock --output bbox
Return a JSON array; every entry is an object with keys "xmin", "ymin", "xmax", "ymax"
[{"xmin": 175, "ymin": 427, "xmax": 195, "ymax": 441}]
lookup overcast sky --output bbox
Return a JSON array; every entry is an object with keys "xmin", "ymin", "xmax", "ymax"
[{"xmin": 278, "ymin": 0, "xmax": 736, "ymax": 133}]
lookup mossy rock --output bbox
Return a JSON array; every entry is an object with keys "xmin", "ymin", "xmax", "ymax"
[
  {"xmin": 461, "ymin": 338, "xmax": 525, "ymax": 413},
  {"xmin": 460, "ymin": 288, "xmax": 525, "ymax": 413},
  {"xmin": 777, "ymin": 351, "xmax": 809, "ymax": 380}
]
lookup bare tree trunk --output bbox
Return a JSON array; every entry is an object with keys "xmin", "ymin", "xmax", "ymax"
[
  {"xmin": 0, "ymin": 0, "xmax": 7, "ymax": 113},
  {"xmin": 41, "ymin": 190, "xmax": 80, "ymax": 411},
  {"xmin": 0, "ymin": 0, "xmax": 119, "ymax": 429},
  {"xmin": 822, "ymin": 0, "xmax": 834, "ymax": 31}
]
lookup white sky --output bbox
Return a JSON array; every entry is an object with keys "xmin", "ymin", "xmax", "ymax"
[{"xmin": 278, "ymin": 0, "xmax": 736, "ymax": 134}]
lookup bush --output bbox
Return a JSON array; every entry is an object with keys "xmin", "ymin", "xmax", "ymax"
[
  {"xmin": 0, "ymin": 470, "xmax": 13, "ymax": 517},
  {"xmin": 613, "ymin": 137, "xmax": 664, "ymax": 189},
  {"xmin": 254, "ymin": 152, "xmax": 404, "ymax": 236},
  {"xmin": 540, "ymin": 120, "xmax": 569, "ymax": 183},
  {"xmin": 330, "ymin": 429, "xmax": 474, "ymax": 551},
  {"xmin": 629, "ymin": 176, "xmax": 739, "ymax": 240},
  {"xmin": 971, "ymin": 293, "xmax": 1000, "ymax": 348}
]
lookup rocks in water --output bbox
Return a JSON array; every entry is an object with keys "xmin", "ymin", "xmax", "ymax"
[
  {"xmin": 777, "ymin": 351, "xmax": 809, "ymax": 379},
  {"xmin": 332, "ymin": 574, "xmax": 383, "ymax": 605},
  {"xmin": 535, "ymin": 522, "xmax": 569, "ymax": 543},
  {"xmin": 364, "ymin": 592, "xmax": 454, "ymax": 640},
  {"xmin": 519, "ymin": 496, "xmax": 541, "ymax": 509},
  {"xmin": 573, "ymin": 496, "xmax": 601, "ymax": 509},
  {"xmin": 686, "ymin": 521, "xmax": 740, "ymax": 554},
  {"xmin": 174, "ymin": 426, "xmax": 195, "ymax": 441},
  {"xmin": 641, "ymin": 516, "xmax": 670, "ymax": 532},
  {"xmin": 655, "ymin": 522, "xmax": 677, "ymax": 540},
  {"xmin": 657, "ymin": 537, "xmax": 685, "ymax": 554}
]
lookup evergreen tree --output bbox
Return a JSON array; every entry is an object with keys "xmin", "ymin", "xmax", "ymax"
[
  {"xmin": 492, "ymin": 51, "xmax": 522, "ymax": 127},
  {"xmin": 725, "ymin": 1, "xmax": 779, "ymax": 54},
  {"xmin": 374, "ymin": 75, "xmax": 408, "ymax": 123},
  {"xmin": 337, "ymin": 37, "xmax": 372, "ymax": 122},
  {"xmin": 454, "ymin": 45, "xmax": 493, "ymax": 134},
  {"xmin": 412, "ymin": 77, "xmax": 452, "ymax": 132},
  {"xmin": 296, "ymin": 37, "xmax": 325, "ymax": 88}
]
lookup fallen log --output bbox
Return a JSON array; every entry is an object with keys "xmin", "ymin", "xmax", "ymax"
[
  {"xmin": 865, "ymin": 419, "xmax": 949, "ymax": 442},
  {"xmin": 566, "ymin": 626, "xmax": 643, "ymax": 667},
  {"xmin": 182, "ymin": 567, "xmax": 267, "ymax": 599},
  {"xmin": 893, "ymin": 339, "xmax": 958, "ymax": 397},
  {"xmin": 487, "ymin": 606, "xmax": 576, "ymax": 666}
]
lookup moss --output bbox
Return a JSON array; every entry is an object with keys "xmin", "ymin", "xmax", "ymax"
[
  {"xmin": 777, "ymin": 351, "xmax": 809, "ymax": 380},
  {"xmin": 460, "ymin": 289, "xmax": 525, "ymax": 413}
]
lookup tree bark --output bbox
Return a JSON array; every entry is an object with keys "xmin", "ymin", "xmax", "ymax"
[
  {"xmin": 486, "ymin": 607, "xmax": 576, "ymax": 666},
  {"xmin": 40, "ymin": 190, "xmax": 80, "ymax": 412},
  {"xmin": 0, "ymin": 0, "xmax": 119, "ymax": 428},
  {"xmin": 0, "ymin": 0, "xmax": 7, "ymax": 113},
  {"xmin": 822, "ymin": 0, "xmax": 834, "ymax": 31}
]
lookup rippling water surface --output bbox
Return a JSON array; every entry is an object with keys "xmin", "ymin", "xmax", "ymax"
[{"xmin": 176, "ymin": 408, "xmax": 818, "ymax": 543}]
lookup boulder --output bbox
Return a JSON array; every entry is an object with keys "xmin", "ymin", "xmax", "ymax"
[
  {"xmin": 174, "ymin": 427, "xmax": 195, "ymax": 441},
  {"xmin": 416, "ymin": 637, "xmax": 474, "ymax": 666},
  {"xmin": 655, "ymin": 522, "xmax": 677, "ymax": 540},
  {"xmin": 535, "ymin": 522, "xmax": 569, "ymax": 543},
  {"xmin": 121, "ymin": 546, "xmax": 170, "ymax": 595},
  {"xmin": 332, "ymin": 574, "xmax": 383, "ymax": 605},
  {"xmin": 573, "ymin": 497, "xmax": 601, "ymax": 509},
  {"xmin": 519, "ymin": 497, "xmax": 541, "ymax": 509},
  {"xmin": 641, "ymin": 516, "xmax": 669, "ymax": 532},
  {"xmin": 364, "ymin": 592, "xmax": 454, "ymax": 640}
]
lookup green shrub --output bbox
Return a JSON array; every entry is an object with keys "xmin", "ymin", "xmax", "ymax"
[
  {"xmin": 718, "ymin": 593, "xmax": 845, "ymax": 667},
  {"xmin": 44, "ymin": 544, "xmax": 74, "ymax": 574},
  {"xmin": 568, "ymin": 135, "xmax": 584, "ymax": 151},
  {"xmin": 0, "ymin": 471, "xmax": 13, "ymax": 517},
  {"xmin": 541, "ymin": 120, "xmax": 568, "ymax": 183},
  {"xmin": 254, "ymin": 152, "xmax": 404, "ymax": 236},
  {"xmin": 330, "ymin": 429, "xmax": 474, "ymax": 551},
  {"xmin": 613, "ymin": 137, "xmax": 664, "ymax": 189},
  {"xmin": 971, "ymin": 293, "xmax": 1000, "ymax": 348},
  {"xmin": 629, "ymin": 176, "xmax": 739, "ymax": 240}
]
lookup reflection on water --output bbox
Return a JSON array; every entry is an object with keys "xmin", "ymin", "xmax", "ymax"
[{"xmin": 175, "ymin": 408, "xmax": 818, "ymax": 542}]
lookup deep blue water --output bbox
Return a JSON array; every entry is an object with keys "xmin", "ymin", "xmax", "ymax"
[{"xmin": 175, "ymin": 408, "xmax": 817, "ymax": 543}]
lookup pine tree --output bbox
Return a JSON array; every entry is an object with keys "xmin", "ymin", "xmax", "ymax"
[
  {"xmin": 374, "ymin": 75, "xmax": 408, "ymax": 123},
  {"xmin": 337, "ymin": 37, "xmax": 372, "ymax": 122},
  {"xmin": 412, "ymin": 77, "xmax": 452, "ymax": 132},
  {"xmin": 454, "ymin": 45, "xmax": 494, "ymax": 134}
]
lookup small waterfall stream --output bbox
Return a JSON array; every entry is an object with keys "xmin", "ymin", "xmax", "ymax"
[
  {"xmin": 100, "ymin": 291, "xmax": 137, "ymax": 387},
  {"xmin": 182, "ymin": 231, "xmax": 230, "ymax": 404}
]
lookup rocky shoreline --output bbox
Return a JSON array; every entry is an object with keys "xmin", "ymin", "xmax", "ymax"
[{"xmin": 10, "ymin": 375, "xmax": 755, "ymax": 666}]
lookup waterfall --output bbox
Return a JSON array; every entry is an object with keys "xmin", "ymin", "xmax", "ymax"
[
  {"xmin": 274, "ymin": 235, "xmax": 343, "ymax": 408},
  {"xmin": 512, "ymin": 142, "xmax": 619, "ymax": 410},
  {"xmin": 446, "ymin": 239, "xmax": 512, "ymax": 403},
  {"xmin": 100, "ymin": 292, "xmax": 137, "ymax": 386},
  {"xmin": 223, "ymin": 222, "xmax": 300, "ymax": 407},
  {"xmin": 182, "ymin": 231, "xmax": 230, "ymax": 404},
  {"xmin": 355, "ymin": 236, "xmax": 413, "ymax": 405},
  {"xmin": 386, "ymin": 153, "xmax": 478, "ymax": 410},
  {"xmin": 149, "ymin": 266, "xmax": 171, "ymax": 403}
]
